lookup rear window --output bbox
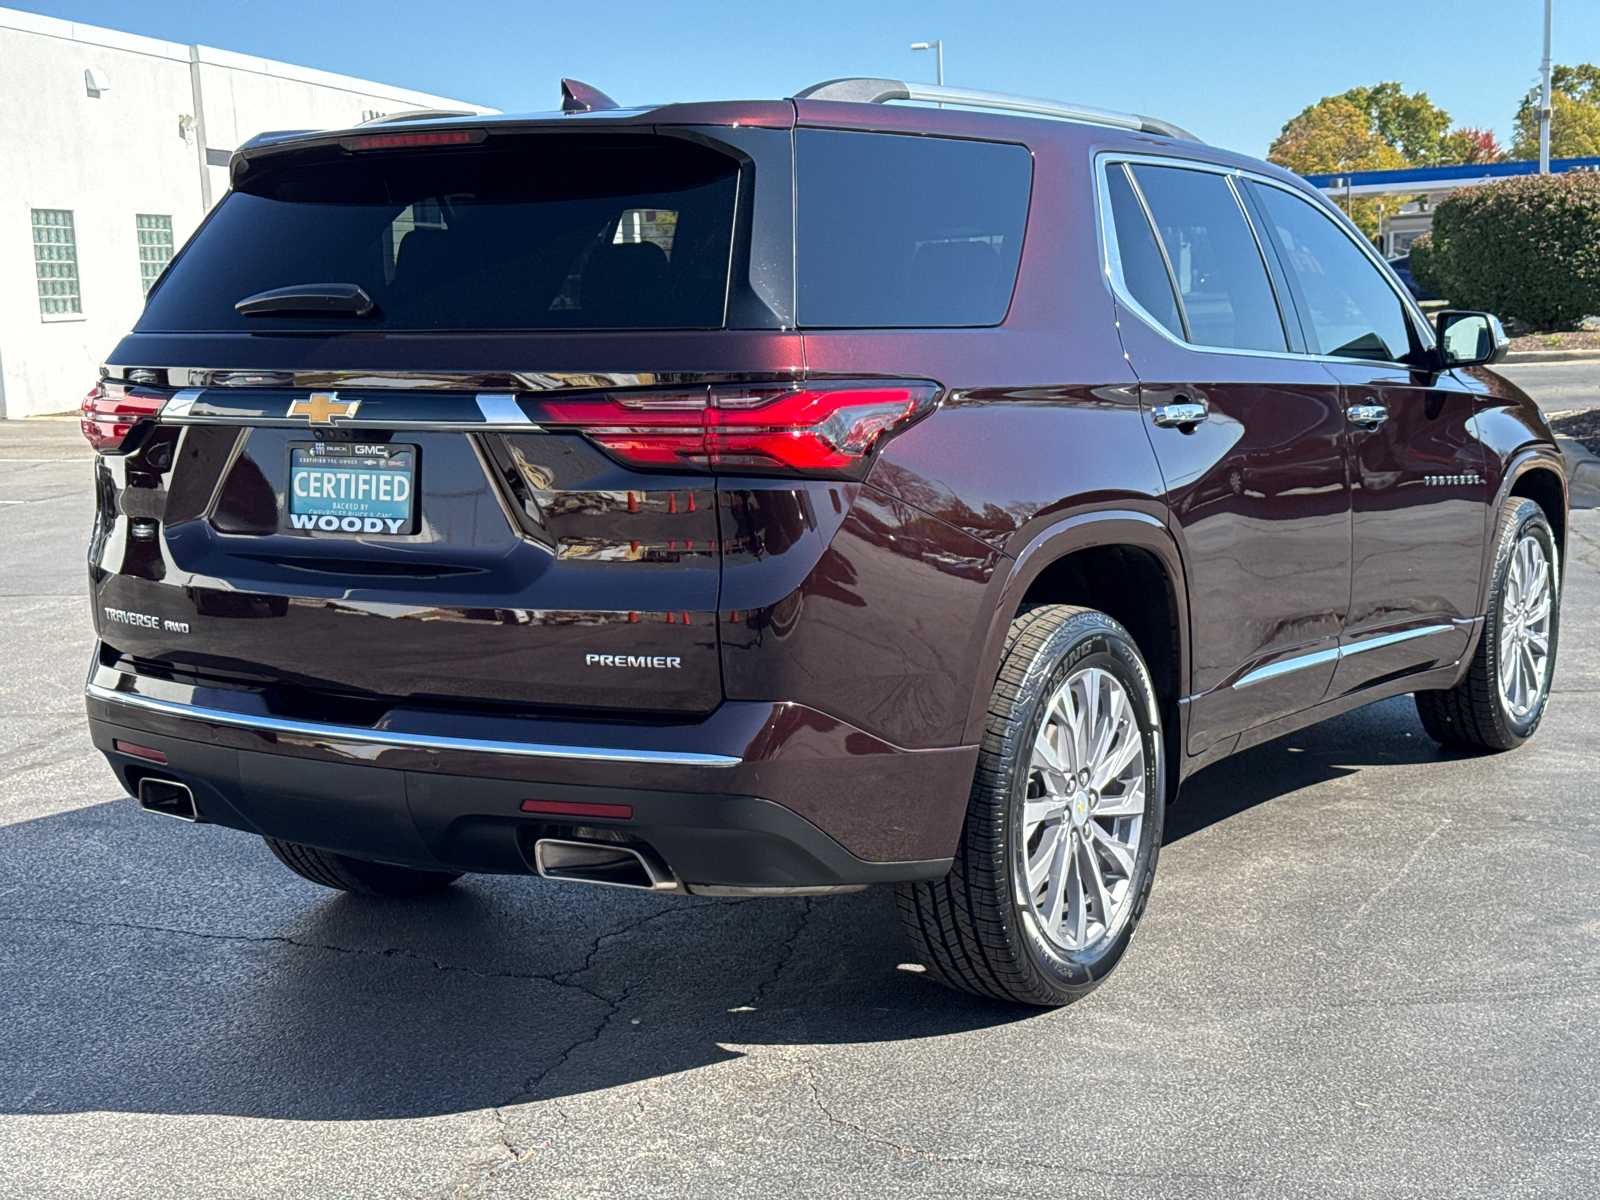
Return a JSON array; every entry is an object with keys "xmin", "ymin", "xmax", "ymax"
[
  {"xmin": 138, "ymin": 135, "xmax": 740, "ymax": 332},
  {"xmin": 795, "ymin": 130, "xmax": 1031, "ymax": 328}
]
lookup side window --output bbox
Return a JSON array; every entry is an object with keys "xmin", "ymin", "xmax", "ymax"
[
  {"xmin": 795, "ymin": 130, "xmax": 1032, "ymax": 328},
  {"xmin": 1249, "ymin": 183, "xmax": 1415, "ymax": 363},
  {"xmin": 1128, "ymin": 165, "xmax": 1286, "ymax": 353},
  {"xmin": 1105, "ymin": 164, "xmax": 1184, "ymax": 340}
]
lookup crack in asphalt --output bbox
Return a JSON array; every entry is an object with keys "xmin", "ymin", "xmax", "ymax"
[
  {"xmin": 429, "ymin": 898, "xmax": 819, "ymax": 1199},
  {"xmin": 0, "ymin": 912, "xmax": 626, "ymax": 997},
  {"xmin": 748, "ymin": 897, "xmax": 815, "ymax": 1009}
]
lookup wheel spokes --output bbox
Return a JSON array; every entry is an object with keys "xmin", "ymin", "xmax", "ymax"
[
  {"xmin": 1026, "ymin": 821, "xmax": 1066, "ymax": 893},
  {"xmin": 1088, "ymin": 819, "xmax": 1137, "ymax": 878},
  {"xmin": 1018, "ymin": 664, "xmax": 1149, "ymax": 953},
  {"xmin": 1497, "ymin": 532, "xmax": 1555, "ymax": 720},
  {"xmin": 1092, "ymin": 777, "xmax": 1145, "ymax": 818}
]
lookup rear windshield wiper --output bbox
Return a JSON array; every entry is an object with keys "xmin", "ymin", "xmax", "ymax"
[{"xmin": 235, "ymin": 282, "xmax": 377, "ymax": 318}]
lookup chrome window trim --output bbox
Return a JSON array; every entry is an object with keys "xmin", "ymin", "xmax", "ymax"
[
  {"xmin": 86, "ymin": 682, "xmax": 742, "ymax": 767},
  {"xmin": 1093, "ymin": 151, "xmax": 1437, "ymax": 368},
  {"xmin": 1231, "ymin": 622, "xmax": 1455, "ymax": 689}
]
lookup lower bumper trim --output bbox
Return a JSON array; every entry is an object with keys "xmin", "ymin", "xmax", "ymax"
[
  {"xmin": 89, "ymin": 716, "xmax": 954, "ymax": 889},
  {"xmin": 85, "ymin": 681, "xmax": 740, "ymax": 768}
]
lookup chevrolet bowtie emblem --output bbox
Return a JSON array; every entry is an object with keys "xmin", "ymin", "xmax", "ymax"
[{"xmin": 287, "ymin": 392, "xmax": 360, "ymax": 424}]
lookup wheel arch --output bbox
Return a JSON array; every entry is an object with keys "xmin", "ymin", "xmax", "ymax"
[
  {"xmin": 969, "ymin": 511, "xmax": 1188, "ymax": 803},
  {"xmin": 1487, "ymin": 447, "xmax": 1568, "ymax": 614},
  {"xmin": 1507, "ymin": 457, "xmax": 1568, "ymax": 563}
]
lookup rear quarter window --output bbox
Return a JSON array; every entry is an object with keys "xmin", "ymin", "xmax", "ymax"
[{"xmin": 795, "ymin": 130, "xmax": 1032, "ymax": 328}]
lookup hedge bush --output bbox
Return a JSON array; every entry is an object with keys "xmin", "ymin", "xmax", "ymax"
[
  {"xmin": 1407, "ymin": 230, "xmax": 1444, "ymax": 297},
  {"xmin": 1409, "ymin": 172, "xmax": 1600, "ymax": 329}
]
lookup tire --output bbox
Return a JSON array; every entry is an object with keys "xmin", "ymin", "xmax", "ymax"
[
  {"xmin": 263, "ymin": 838, "xmax": 462, "ymax": 897},
  {"xmin": 1416, "ymin": 497, "xmax": 1560, "ymax": 752},
  {"xmin": 895, "ymin": 605, "xmax": 1165, "ymax": 1007}
]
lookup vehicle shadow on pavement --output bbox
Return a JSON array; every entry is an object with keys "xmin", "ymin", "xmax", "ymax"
[
  {"xmin": 0, "ymin": 693, "xmax": 1470, "ymax": 1123},
  {"xmin": 1166, "ymin": 692, "xmax": 1473, "ymax": 843},
  {"xmin": 0, "ymin": 798, "xmax": 1033, "ymax": 1122}
]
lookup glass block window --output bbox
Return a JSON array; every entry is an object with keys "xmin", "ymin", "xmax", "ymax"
[
  {"xmin": 136, "ymin": 214, "xmax": 175, "ymax": 295},
  {"xmin": 32, "ymin": 209, "xmax": 81, "ymax": 316}
]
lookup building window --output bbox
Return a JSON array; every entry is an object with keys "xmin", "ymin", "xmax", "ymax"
[
  {"xmin": 136, "ymin": 214, "xmax": 175, "ymax": 295},
  {"xmin": 32, "ymin": 209, "xmax": 81, "ymax": 316}
]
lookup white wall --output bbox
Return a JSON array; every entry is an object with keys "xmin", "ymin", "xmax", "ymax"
[{"xmin": 0, "ymin": 6, "xmax": 491, "ymax": 418}]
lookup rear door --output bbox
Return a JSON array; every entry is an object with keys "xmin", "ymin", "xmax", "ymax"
[
  {"xmin": 1101, "ymin": 159, "xmax": 1351, "ymax": 753},
  {"xmin": 1244, "ymin": 180, "xmax": 1487, "ymax": 693}
]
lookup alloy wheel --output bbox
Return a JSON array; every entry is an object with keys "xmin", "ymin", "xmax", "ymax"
[
  {"xmin": 1497, "ymin": 532, "xmax": 1554, "ymax": 721},
  {"xmin": 1017, "ymin": 666, "xmax": 1147, "ymax": 953}
]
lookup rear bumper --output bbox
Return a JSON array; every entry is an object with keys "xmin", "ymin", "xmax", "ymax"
[{"xmin": 85, "ymin": 657, "xmax": 970, "ymax": 888}]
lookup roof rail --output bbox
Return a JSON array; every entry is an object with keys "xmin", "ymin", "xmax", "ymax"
[{"xmin": 791, "ymin": 77, "xmax": 1200, "ymax": 143}]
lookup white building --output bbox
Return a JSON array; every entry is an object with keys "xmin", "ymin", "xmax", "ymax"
[{"xmin": 0, "ymin": 6, "xmax": 492, "ymax": 418}]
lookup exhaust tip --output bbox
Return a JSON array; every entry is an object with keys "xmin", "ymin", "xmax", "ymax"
[
  {"xmin": 533, "ymin": 838, "xmax": 679, "ymax": 892},
  {"xmin": 137, "ymin": 777, "xmax": 198, "ymax": 822}
]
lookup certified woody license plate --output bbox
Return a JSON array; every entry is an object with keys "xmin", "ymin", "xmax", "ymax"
[{"xmin": 285, "ymin": 443, "xmax": 416, "ymax": 535}]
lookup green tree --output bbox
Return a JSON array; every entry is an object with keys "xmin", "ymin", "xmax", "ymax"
[
  {"xmin": 1342, "ymin": 82, "xmax": 1454, "ymax": 165},
  {"xmin": 1268, "ymin": 97, "xmax": 1408, "ymax": 238},
  {"xmin": 1510, "ymin": 65, "xmax": 1600, "ymax": 160}
]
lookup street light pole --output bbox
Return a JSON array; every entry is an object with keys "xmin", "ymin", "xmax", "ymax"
[
  {"xmin": 1540, "ymin": 0, "xmax": 1553, "ymax": 174},
  {"xmin": 911, "ymin": 40, "xmax": 943, "ymax": 87}
]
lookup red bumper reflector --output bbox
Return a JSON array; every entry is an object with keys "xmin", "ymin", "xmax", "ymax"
[
  {"xmin": 520, "ymin": 799, "xmax": 633, "ymax": 820},
  {"xmin": 114, "ymin": 740, "xmax": 167, "ymax": 764}
]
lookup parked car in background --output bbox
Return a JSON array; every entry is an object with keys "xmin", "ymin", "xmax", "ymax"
[
  {"xmin": 81, "ymin": 77, "xmax": 1567, "ymax": 1007},
  {"xmin": 1388, "ymin": 253, "xmax": 1441, "ymax": 302}
]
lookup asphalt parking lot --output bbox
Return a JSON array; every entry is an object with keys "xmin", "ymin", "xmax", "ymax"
[{"xmin": 1, "ymin": 366, "xmax": 1598, "ymax": 1199}]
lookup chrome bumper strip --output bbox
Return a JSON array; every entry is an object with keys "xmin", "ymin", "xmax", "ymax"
[{"xmin": 85, "ymin": 682, "xmax": 741, "ymax": 767}]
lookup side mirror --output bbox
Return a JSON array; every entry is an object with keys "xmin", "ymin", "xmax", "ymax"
[{"xmin": 1435, "ymin": 310, "xmax": 1510, "ymax": 368}]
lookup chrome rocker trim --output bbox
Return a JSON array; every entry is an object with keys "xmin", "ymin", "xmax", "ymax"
[
  {"xmin": 1232, "ymin": 623, "xmax": 1457, "ymax": 689},
  {"xmin": 85, "ymin": 682, "xmax": 742, "ymax": 767}
]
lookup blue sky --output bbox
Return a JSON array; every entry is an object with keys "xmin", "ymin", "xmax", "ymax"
[{"xmin": 15, "ymin": 0, "xmax": 1599, "ymax": 155}]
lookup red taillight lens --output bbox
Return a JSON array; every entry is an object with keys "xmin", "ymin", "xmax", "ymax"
[
  {"xmin": 536, "ymin": 383, "xmax": 941, "ymax": 477},
  {"xmin": 80, "ymin": 381, "xmax": 165, "ymax": 452}
]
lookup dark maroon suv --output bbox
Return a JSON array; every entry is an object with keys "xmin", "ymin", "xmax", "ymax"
[{"xmin": 82, "ymin": 77, "xmax": 1567, "ymax": 1006}]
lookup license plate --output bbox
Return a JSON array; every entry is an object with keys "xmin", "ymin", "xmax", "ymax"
[{"xmin": 285, "ymin": 443, "xmax": 417, "ymax": 535}]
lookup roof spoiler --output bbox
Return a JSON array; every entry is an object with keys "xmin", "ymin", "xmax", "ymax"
[{"xmin": 791, "ymin": 77, "xmax": 1200, "ymax": 142}]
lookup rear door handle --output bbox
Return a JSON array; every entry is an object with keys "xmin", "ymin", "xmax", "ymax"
[
  {"xmin": 1151, "ymin": 401, "xmax": 1209, "ymax": 428},
  {"xmin": 1347, "ymin": 404, "xmax": 1389, "ymax": 428}
]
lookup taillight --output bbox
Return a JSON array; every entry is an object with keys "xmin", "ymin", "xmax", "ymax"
[
  {"xmin": 80, "ymin": 380, "xmax": 165, "ymax": 452},
  {"xmin": 535, "ymin": 382, "xmax": 941, "ymax": 478}
]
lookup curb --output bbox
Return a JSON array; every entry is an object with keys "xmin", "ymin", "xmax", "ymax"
[{"xmin": 1503, "ymin": 349, "xmax": 1600, "ymax": 364}]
